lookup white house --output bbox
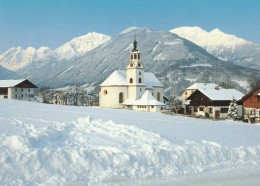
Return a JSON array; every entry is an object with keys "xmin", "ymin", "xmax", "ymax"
[
  {"xmin": 0, "ymin": 79, "xmax": 38, "ymax": 101},
  {"xmin": 99, "ymin": 40, "xmax": 165, "ymax": 112}
]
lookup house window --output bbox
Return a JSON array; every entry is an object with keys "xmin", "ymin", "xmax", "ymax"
[
  {"xmin": 4, "ymin": 96, "xmax": 7, "ymax": 98},
  {"xmin": 28, "ymin": 89, "xmax": 30, "ymax": 92},
  {"xmin": 157, "ymin": 92, "xmax": 160, "ymax": 101},
  {"xmin": 151, "ymin": 106, "xmax": 154, "ymax": 108},
  {"xmin": 119, "ymin": 92, "xmax": 124, "ymax": 103},
  {"xmin": 194, "ymin": 107, "xmax": 198, "ymax": 112},
  {"xmin": 130, "ymin": 78, "xmax": 133, "ymax": 83},
  {"xmin": 15, "ymin": 88, "xmax": 17, "ymax": 92},
  {"xmin": 221, "ymin": 108, "xmax": 228, "ymax": 113},
  {"xmin": 199, "ymin": 107, "xmax": 203, "ymax": 111},
  {"xmin": 139, "ymin": 78, "xmax": 142, "ymax": 83},
  {"xmin": 210, "ymin": 108, "xmax": 212, "ymax": 113},
  {"xmin": 22, "ymin": 88, "xmax": 23, "ymax": 92},
  {"xmin": 104, "ymin": 90, "xmax": 108, "ymax": 95}
]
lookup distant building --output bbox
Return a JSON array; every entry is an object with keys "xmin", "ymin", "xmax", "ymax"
[
  {"xmin": 185, "ymin": 86, "xmax": 244, "ymax": 119},
  {"xmin": 0, "ymin": 79, "xmax": 38, "ymax": 101},
  {"xmin": 238, "ymin": 86, "xmax": 260, "ymax": 123},
  {"xmin": 181, "ymin": 83, "xmax": 219, "ymax": 103},
  {"xmin": 99, "ymin": 40, "xmax": 165, "ymax": 112}
]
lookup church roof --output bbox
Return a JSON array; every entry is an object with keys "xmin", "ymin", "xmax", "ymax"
[
  {"xmin": 100, "ymin": 70, "xmax": 163, "ymax": 88},
  {"xmin": 122, "ymin": 90, "xmax": 165, "ymax": 106}
]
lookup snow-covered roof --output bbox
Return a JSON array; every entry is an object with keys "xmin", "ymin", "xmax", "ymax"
[
  {"xmin": 198, "ymin": 88, "xmax": 244, "ymax": 101},
  {"xmin": 0, "ymin": 79, "xmax": 27, "ymax": 88},
  {"xmin": 122, "ymin": 90, "xmax": 165, "ymax": 106},
  {"xmin": 186, "ymin": 83, "xmax": 219, "ymax": 90},
  {"xmin": 100, "ymin": 70, "xmax": 163, "ymax": 88}
]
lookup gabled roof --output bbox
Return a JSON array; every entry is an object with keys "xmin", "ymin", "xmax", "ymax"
[
  {"xmin": 100, "ymin": 70, "xmax": 163, "ymax": 88},
  {"xmin": 186, "ymin": 83, "xmax": 219, "ymax": 90},
  {"xmin": 122, "ymin": 90, "xmax": 165, "ymax": 106},
  {"xmin": 187, "ymin": 88, "xmax": 244, "ymax": 101},
  {"xmin": 0, "ymin": 79, "xmax": 38, "ymax": 88},
  {"xmin": 238, "ymin": 86, "xmax": 260, "ymax": 102}
]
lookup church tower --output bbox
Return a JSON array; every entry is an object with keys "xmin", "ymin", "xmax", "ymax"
[{"xmin": 126, "ymin": 39, "xmax": 145, "ymax": 99}]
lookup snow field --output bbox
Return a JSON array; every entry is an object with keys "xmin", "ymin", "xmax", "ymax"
[{"xmin": 0, "ymin": 99, "xmax": 260, "ymax": 185}]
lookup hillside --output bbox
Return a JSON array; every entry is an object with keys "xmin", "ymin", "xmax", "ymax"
[
  {"xmin": 0, "ymin": 65, "xmax": 15, "ymax": 79},
  {"xmin": 170, "ymin": 26, "xmax": 260, "ymax": 70},
  {"xmin": 17, "ymin": 27, "xmax": 260, "ymax": 96},
  {"xmin": 0, "ymin": 99, "xmax": 260, "ymax": 185}
]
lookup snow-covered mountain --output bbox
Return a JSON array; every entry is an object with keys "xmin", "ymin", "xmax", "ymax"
[
  {"xmin": 0, "ymin": 32, "xmax": 111, "ymax": 71},
  {"xmin": 0, "ymin": 65, "xmax": 15, "ymax": 79},
  {"xmin": 17, "ymin": 27, "xmax": 259, "ymax": 96},
  {"xmin": 170, "ymin": 26, "xmax": 260, "ymax": 70}
]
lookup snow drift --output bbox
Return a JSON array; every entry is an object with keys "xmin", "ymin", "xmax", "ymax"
[{"xmin": 0, "ymin": 99, "xmax": 260, "ymax": 185}]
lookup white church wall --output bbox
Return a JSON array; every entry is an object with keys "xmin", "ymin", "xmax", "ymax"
[{"xmin": 99, "ymin": 86, "xmax": 127, "ymax": 108}]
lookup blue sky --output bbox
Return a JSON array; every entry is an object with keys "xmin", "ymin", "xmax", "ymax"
[{"xmin": 0, "ymin": 0, "xmax": 260, "ymax": 53}]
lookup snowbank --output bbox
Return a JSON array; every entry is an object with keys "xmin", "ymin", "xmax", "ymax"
[{"xmin": 0, "ymin": 99, "xmax": 260, "ymax": 185}]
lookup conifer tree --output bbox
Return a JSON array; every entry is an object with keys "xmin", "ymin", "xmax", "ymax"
[{"xmin": 227, "ymin": 98, "xmax": 239, "ymax": 120}]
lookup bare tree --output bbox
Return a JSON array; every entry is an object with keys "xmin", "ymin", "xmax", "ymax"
[
  {"xmin": 69, "ymin": 85, "xmax": 87, "ymax": 106},
  {"xmin": 169, "ymin": 98, "xmax": 182, "ymax": 113},
  {"xmin": 39, "ymin": 87, "xmax": 52, "ymax": 103}
]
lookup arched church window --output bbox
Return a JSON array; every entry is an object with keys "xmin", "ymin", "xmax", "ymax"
[
  {"xmin": 131, "ymin": 55, "xmax": 133, "ymax": 59},
  {"xmin": 138, "ymin": 54, "xmax": 140, "ymax": 59},
  {"xmin": 104, "ymin": 90, "xmax": 108, "ymax": 95},
  {"xmin": 157, "ymin": 92, "xmax": 160, "ymax": 101},
  {"xmin": 119, "ymin": 92, "xmax": 124, "ymax": 103},
  {"xmin": 134, "ymin": 54, "xmax": 137, "ymax": 59},
  {"xmin": 130, "ymin": 78, "xmax": 133, "ymax": 83},
  {"xmin": 139, "ymin": 78, "xmax": 142, "ymax": 83},
  {"xmin": 130, "ymin": 63, "xmax": 133, "ymax": 67},
  {"xmin": 138, "ymin": 63, "xmax": 141, "ymax": 67}
]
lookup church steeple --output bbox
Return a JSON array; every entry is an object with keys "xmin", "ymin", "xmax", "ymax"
[{"xmin": 132, "ymin": 39, "xmax": 138, "ymax": 52}]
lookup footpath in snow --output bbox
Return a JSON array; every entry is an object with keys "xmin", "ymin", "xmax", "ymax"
[{"xmin": 0, "ymin": 99, "xmax": 260, "ymax": 185}]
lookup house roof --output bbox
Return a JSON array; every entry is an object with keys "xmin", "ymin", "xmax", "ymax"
[
  {"xmin": 187, "ymin": 88, "xmax": 244, "ymax": 101},
  {"xmin": 186, "ymin": 83, "xmax": 219, "ymax": 90},
  {"xmin": 122, "ymin": 90, "xmax": 165, "ymax": 106},
  {"xmin": 238, "ymin": 86, "xmax": 260, "ymax": 103},
  {"xmin": 0, "ymin": 79, "xmax": 38, "ymax": 88},
  {"xmin": 100, "ymin": 70, "xmax": 163, "ymax": 88}
]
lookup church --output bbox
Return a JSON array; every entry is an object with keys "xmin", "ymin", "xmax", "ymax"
[{"xmin": 99, "ymin": 40, "xmax": 165, "ymax": 112}]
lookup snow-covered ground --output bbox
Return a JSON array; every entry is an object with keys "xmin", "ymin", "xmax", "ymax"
[{"xmin": 0, "ymin": 99, "xmax": 260, "ymax": 185}]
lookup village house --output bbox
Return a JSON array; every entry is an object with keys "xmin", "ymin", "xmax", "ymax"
[
  {"xmin": 237, "ymin": 86, "xmax": 260, "ymax": 123},
  {"xmin": 0, "ymin": 79, "xmax": 38, "ymax": 101},
  {"xmin": 185, "ymin": 86, "xmax": 244, "ymax": 119},
  {"xmin": 99, "ymin": 39, "xmax": 165, "ymax": 112},
  {"xmin": 181, "ymin": 83, "xmax": 220, "ymax": 103}
]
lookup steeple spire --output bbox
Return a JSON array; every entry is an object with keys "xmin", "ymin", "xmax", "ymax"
[{"xmin": 132, "ymin": 37, "xmax": 138, "ymax": 52}]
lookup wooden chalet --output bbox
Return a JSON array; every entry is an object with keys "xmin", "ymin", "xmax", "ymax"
[
  {"xmin": 185, "ymin": 87, "xmax": 244, "ymax": 119},
  {"xmin": 237, "ymin": 86, "xmax": 260, "ymax": 123}
]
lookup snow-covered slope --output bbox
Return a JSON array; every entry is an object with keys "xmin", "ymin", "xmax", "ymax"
[
  {"xmin": 17, "ymin": 27, "xmax": 259, "ymax": 96},
  {"xmin": 0, "ymin": 32, "xmax": 111, "ymax": 71},
  {"xmin": 0, "ymin": 99, "xmax": 260, "ymax": 185},
  {"xmin": 54, "ymin": 32, "xmax": 111, "ymax": 61},
  {"xmin": 170, "ymin": 26, "xmax": 260, "ymax": 70},
  {"xmin": 0, "ymin": 65, "xmax": 15, "ymax": 79}
]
